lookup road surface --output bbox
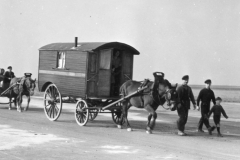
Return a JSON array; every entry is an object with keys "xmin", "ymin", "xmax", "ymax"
[{"xmin": 0, "ymin": 97, "xmax": 240, "ymax": 160}]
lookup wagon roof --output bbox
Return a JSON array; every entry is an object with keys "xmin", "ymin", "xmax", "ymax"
[{"xmin": 39, "ymin": 42, "xmax": 140, "ymax": 55}]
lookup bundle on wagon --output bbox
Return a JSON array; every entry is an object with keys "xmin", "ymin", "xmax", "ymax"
[{"xmin": 38, "ymin": 38, "xmax": 140, "ymax": 126}]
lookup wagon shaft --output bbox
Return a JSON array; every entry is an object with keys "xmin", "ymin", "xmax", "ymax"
[{"xmin": 102, "ymin": 86, "xmax": 148, "ymax": 110}]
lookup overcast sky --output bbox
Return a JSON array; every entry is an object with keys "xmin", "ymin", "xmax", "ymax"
[{"xmin": 0, "ymin": 0, "xmax": 240, "ymax": 85}]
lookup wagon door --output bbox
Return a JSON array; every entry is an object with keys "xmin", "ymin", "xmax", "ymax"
[
  {"xmin": 97, "ymin": 49, "xmax": 112, "ymax": 96},
  {"xmin": 121, "ymin": 51, "xmax": 133, "ymax": 83},
  {"xmin": 87, "ymin": 52, "xmax": 98, "ymax": 97}
]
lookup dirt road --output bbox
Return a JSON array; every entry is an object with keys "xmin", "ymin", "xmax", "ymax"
[{"xmin": 0, "ymin": 97, "xmax": 240, "ymax": 160}]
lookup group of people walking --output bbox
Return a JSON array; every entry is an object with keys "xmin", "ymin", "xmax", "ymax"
[{"xmin": 176, "ymin": 75, "xmax": 228, "ymax": 137}]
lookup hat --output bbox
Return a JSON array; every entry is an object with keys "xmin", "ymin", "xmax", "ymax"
[
  {"xmin": 216, "ymin": 97, "xmax": 222, "ymax": 101},
  {"xmin": 182, "ymin": 75, "xmax": 189, "ymax": 80},
  {"xmin": 205, "ymin": 79, "xmax": 211, "ymax": 84},
  {"xmin": 153, "ymin": 72, "xmax": 164, "ymax": 78},
  {"xmin": 24, "ymin": 73, "xmax": 32, "ymax": 77},
  {"xmin": 7, "ymin": 66, "xmax": 12, "ymax": 69}
]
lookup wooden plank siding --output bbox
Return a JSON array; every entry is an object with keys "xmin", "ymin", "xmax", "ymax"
[
  {"xmin": 38, "ymin": 74, "xmax": 86, "ymax": 97},
  {"xmin": 65, "ymin": 51, "xmax": 87, "ymax": 73},
  {"xmin": 39, "ymin": 51, "xmax": 58, "ymax": 70},
  {"xmin": 38, "ymin": 50, "xmax": 87, "ymax": 98}
]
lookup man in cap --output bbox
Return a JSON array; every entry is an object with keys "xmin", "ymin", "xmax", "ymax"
[
  {"xmin": 196, "ymin": 79, "xmax": 216, "ymax": 134},
  {"xmin": 176, "ymin": 75, "xmax": 196, "ymax": 136},
  {"xmin": 3, "ymin": 66, "xmax": 15, "ymax": 89}
]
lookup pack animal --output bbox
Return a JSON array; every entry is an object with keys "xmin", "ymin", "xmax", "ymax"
[
  {"xmin": 9, "ymin": 77, "xmax": 36, "ymax": 112},
  {"xmin": 119, "ymin": 73, "xmax": 179, "ymax": 134}
]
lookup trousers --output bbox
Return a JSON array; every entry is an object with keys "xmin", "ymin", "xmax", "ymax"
[
  {"xmin": 177, "ymin": 103, "xmax": 189, "ymax": 132},
  {"xmin": 198, "ymin": 105, "xmax": 211, "ymax": 129},
  {"xmin": 213, "ymin": 115, "xmax": 221, "ymax": 125}
]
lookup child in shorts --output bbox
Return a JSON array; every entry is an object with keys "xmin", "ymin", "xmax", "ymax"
[{"xmin": 208, "ymin": 97, "xmax": 228, "ymax": 137}]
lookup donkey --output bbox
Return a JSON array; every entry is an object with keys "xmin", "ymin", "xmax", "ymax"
[
  {"xmin": 9, "ymin": 76, "xmax": 36, "ymax": 112},
  {"xmin": 119, "ymin": 72, "xmax": 179, "ymax": 134}
]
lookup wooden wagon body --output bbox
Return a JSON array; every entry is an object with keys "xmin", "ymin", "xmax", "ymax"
[{"xmin": 38, "ymin": 41, "xmax": 139, "ymax": 99}]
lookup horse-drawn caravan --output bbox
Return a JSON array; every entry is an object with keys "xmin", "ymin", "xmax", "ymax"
[
  {"xmin": 38, "ymin": 39, "xmax": 139, "ymax": 121},
  {"xmin": 39, "ymin": 38, "xmax": 178, "ymax": 133}
]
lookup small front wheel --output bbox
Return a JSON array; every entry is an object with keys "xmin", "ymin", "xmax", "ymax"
[
  {"xmin": 89, "ymin": 107, "xmax": 98, "ymax": 121},
  {"xmin": 75, "ymin": 100, "xmax": 89, "ymax": 126}
]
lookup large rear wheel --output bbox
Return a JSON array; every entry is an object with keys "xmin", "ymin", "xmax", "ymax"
[
  {"xmin": 75, "ymin": 100, "xmax": 89, "ymax": 126},
  {"xmin": 43, "ymin": 84, "xmax": 62, "ymax": 121}
]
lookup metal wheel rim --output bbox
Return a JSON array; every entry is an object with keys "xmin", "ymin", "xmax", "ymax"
[
  {"xmin": 75, "ymin": 100, "xmax": 89, "ymax": 126},
  {"xmin": 43, "ymin": 84, "xmax": 62, "ymax": 121}
]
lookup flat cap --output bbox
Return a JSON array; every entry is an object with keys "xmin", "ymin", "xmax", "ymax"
[
  {"xmin": 215, "ymin": 97, "xmax": 222, "ymax": 101},
  {"xmin": 7, "ymin": 66, "xmax": 12, "ymax": 69},
  {"xmin": 182, "ymin": 75, "xmax": 189, "ymax": 80},
  {"xmin": 205, "ymin": 79, "xmax": 211, "ymax": 84}
]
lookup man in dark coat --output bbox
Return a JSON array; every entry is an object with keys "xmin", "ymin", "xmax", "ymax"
[
  {"xmin": 3, "ymin": 66, "xmax": 15, "ymax": 89},
  {"xmin": 197, "ymin": 79, "xmax": 216, "ymax": 134},
  {"xmin": 176, "ymin": 75, "xmax": 196, "ymax": 136}
]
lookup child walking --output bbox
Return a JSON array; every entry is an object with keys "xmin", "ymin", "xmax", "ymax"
[{"xmin": 208, "ymin": 97, "xmax": 228, "ymax": 137}]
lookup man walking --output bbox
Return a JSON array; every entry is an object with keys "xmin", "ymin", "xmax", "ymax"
[
  {"xmin": 197, "ymin": 79, "xmax": 216, "ymax": 134},
  {"xmin": 176, "ymin": 75, "xmax": 196, "ymax": 136}
]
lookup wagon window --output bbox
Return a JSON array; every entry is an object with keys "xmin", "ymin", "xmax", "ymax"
[
  {"xmin": 57, "ymin": 52, "xmax": 66, "ymax": 69},
  {"xmin": 99, "ymin": 49, "xmax": 111, "ymax": 69}
]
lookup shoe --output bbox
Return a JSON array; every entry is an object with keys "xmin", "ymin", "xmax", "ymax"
[
  {"xmin": 217, "ymin": 133, "xmax": 223, "ymax": 137},
  {"xmin": 197, "ymin": 129, "xmax": 204, "ymax": 133},
  {"xmin": 178, "ymin": 130, "xmax": 186, "ymax": 136},
  {"xmin": 208, "ymin": 127, "xmax": 212, "ymax": 135}
]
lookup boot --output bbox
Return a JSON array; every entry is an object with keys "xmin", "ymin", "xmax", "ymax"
[
  {"xmin": 217, "ymin": 133, "xmax": 223, "ymax": 137},
  {"xmin": 178, "ymin": 130, "xmax": 186, "ymax": 136},
  {"xmin": 207, "ymin": 127, "xmax": 212, "ymax": 135}
]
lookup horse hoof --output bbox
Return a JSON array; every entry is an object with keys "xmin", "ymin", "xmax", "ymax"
[
  {"xmin": 24, "ymin": 109, "xmax": 28, "ymax": 111},
  {"xmin": 127, "ymin": 128, "xmax": 132, "ymax": 132},
  {"xmin": 9, "ymin": 108, "xmax": 12, "ymax": 110},
  {"xmin": 146, "ymin": 130, "xmax": 152, "ymax": 134},
  {"xmin": 117, "ymin": 125, "xmax": 122, "ymax": 129}
]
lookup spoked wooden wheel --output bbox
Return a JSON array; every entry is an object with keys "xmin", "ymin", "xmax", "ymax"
[
  {"xmin": 111, "ymin": 102, "xmax": 124, "ymax": 125},
  {"xmin": 43, "ymin": 84, "xmax": 62, "ymax": 121},
  {"xmin": 89, "ymin": 107, "xmax": 98, "ymax": 121},
  {"xmin": 75, "ymin": 100, "xmax": 89, "ymax": 126}
]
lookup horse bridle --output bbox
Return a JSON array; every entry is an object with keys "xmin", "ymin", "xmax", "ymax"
[{"xmin": 158, "ymin": 89, "xmax": 176, "ymax": 110}]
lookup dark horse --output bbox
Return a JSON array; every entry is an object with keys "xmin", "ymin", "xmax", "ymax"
[
  {"xmin": 119, "ymin": 73, "xmax": 179, "ymax": 134},
  {"xmin": 9, "ymin": 76, "xmax": 36, "ymax": 112}
]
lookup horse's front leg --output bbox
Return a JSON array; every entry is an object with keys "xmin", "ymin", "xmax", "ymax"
[
  {"xmin": 144, "ymin": 105, "xmax": 157, "ymax": 134},
  {"xmin": 9, "ymin": 91, "xmax": 12, "ymax": 110},
  {"xmin": 147, "ymin": 113, "xmax": 152, "ymax": 127},
  {"xmin": 24, "ymin": 95, "xmax": 30, "ymax": 111},
  {"xmin": 118, "ymin": 101, "xmax": 131, "ymax": 130},
  {"xmin": 17, "ymin": 93, "xmax": 23, "ymax": 112},
  {"xmin": 14, "ymin": 98, "xmax": 17, "ymax": 108}
]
